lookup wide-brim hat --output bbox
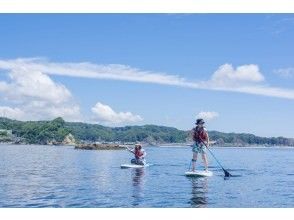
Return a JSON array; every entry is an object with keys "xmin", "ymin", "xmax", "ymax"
[{"xmin": 195, "ymin": 118, "xmax": 205, "ymax": 125}]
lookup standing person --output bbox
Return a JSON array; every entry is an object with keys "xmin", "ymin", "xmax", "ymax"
[
  {"xmin": 128, "ymin": 144, "xmax": 147, "ymax": 165},
  {"xmin": 191, "ymin": 118, "xmax": 209, "ymax": 172}
]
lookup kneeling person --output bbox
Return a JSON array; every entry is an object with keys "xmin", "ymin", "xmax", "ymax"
[{"xmin": 129, "ymin": 144, "xmax": 146, "ymax": 165}]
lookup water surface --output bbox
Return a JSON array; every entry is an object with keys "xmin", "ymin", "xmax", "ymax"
[{"xmin": 0, "ymin": 144, "xmax": 293, "ymax": 207}]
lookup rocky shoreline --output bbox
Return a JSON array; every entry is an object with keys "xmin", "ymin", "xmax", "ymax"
[{"xmin": 74, "ymin": 143, "xmax": 126, "ymax": 150}]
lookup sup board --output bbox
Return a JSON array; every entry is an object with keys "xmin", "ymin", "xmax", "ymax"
[
  {"xmin": 185, "ymin": 170, "xmax": 213, "ymax": 177},
  {"xmin": 121, "ymin": 164, "xmax": 150, "ymax": 169}
]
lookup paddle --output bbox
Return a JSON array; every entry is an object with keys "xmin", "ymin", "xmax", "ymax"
[
  {"xmin": 124, "ymin": 146, "xmax": 147, "ymax": 166},
  {"xmin": 125, "ymin": 146, "xmax": 134, "ymax": 154},
  {"xmin": 200, "ymin": 139, "xmax": 232, "ymax": 177}
]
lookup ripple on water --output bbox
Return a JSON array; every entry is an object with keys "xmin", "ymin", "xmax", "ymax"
[{"xmin": 0, "ymin": 145, "xmax": 294, "ymax": 207}]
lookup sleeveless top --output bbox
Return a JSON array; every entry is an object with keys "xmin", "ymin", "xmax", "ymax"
[{"xmin": 192, "ymin": 126, "xmax": 208, "ymax": 143}]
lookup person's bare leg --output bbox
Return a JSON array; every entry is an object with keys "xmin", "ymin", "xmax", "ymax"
[
  {"xmin": 192, "ymin": 152, "xmax": 198, "ymax": 172},
  {"xmin": 202, "ymin": 153, "xmax": 208, "ymax": 171}
]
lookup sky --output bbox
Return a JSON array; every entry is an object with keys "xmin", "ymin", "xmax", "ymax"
[{"xmin": 0, "ymin": 14, "xmax": 293, "ymax": 137}]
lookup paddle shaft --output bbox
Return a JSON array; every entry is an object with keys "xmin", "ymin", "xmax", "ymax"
[
  {"xmin": 125, "ymin": 146, "xmax": 135, "ymax": 154},
  {"xmin": 205, "ymin": 145, "xmax": 227, "ymax": 172},
  {"xmin": 198, "ymin": 138, "xmax": 231, "ymax": 176}
]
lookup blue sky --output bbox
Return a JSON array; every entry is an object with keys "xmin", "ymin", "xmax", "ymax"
[{"xmin": 0, "ymin": 14, "xmax": 294, "ymax": 137}]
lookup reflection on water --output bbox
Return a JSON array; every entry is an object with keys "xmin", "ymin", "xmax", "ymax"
[
  {"xmin": 189, "ymin": 177, "xmax": 208, "ymax": 208},
  {"xmin": 1, "ymin": 145, "xmax": 294, "ymax": 207},
  {"xmin": 131, "ymin": 168, "xmax": 145, "ymax": 207}
]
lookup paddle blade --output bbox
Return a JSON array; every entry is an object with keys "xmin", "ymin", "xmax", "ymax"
[{"xmin": 223, "ymin": 169, "xmax": 232, "ymax": 177}]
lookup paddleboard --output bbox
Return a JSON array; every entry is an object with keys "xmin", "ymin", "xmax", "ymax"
[
  {"xmin": 121, "ymin": 164, "xmax": 150, "ymax": 169},
  {"xmin": 185, "ymin": 170, "xmax": 213, "ymax": 177}
]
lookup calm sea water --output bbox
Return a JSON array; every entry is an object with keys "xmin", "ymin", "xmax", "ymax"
[{"xmin": 0, "ymin": 144, "xmax": 293, "ymax": 208}]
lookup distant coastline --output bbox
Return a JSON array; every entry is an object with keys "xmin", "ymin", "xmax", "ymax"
[
  {"xmin": 157, "ymin": 144, "xmax": 294, "ymax": 149},
  {"xmin": 1, "ymin": 117, "xmax": 293, "ymax": 148},
  {"xmin": 1, "ymin": 143, "xmax": 293, "ymax": 151}
]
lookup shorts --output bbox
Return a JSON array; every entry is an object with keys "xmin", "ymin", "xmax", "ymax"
[{"xmin": 192, "ymin": 142, "xmax": 206, "ymax": 154}]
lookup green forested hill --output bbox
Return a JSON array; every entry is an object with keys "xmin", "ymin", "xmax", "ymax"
[
  {"xmin": 68, "ymin": 122, "xmax": 187, "ymax": 143},
  {"xmin": 0, "ymin": 117, "xmax": 70, "ymax": 145},
  {"xmin": 0, "ymin": 117, "xmax": 293, "ymax": 146}
]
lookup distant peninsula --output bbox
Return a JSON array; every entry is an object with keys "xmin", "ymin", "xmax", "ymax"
[{"xmin": 0, "ymin": 117, "xmax": 293, "ymax": 147}]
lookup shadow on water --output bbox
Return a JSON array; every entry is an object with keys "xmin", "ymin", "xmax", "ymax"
[
  {"xmin": 207, "ymin": 167, "xmax": 243, "ymax": 180},
  {"xmin": 187, "ymin": 177, "xmax": 208, "ymax": 208},
  {"xmin": 131, "ymin": 168, "xmax": 145, "ymax": 207},
  {"xmin": 224, "ymin": 174, "xmax": 242, "ymax": 180},
  {"xmin": 223, "ymin": 168, "xmax": 243, "ymax": 179}
]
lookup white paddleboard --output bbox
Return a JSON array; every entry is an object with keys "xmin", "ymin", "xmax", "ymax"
[
  {"xmin": 185, "ymin": 170, "xmax": 213, "ymax": 177},
  {"xmin": 121, "ymin": 164, "xmax": 150, "ymax": 169}
]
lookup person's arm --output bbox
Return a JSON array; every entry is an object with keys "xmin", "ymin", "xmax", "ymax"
[
  {"xmin": 142, "ymin": 150, "xmax": 147, "ymax": 158},
  {"xmin": 206, "ymin": 133, "xmax": 210, "ymax": 147},
  {"xmin": 138, "ymin": 150, "xmax": 146, "ymax": 159},
  {"xmin": 204, "ymin": 128, "xmax": 209, "ymax": 147},
  {"xmin": 126, "ymin": 147, "xmax": 135, "ymax": 154},
  {"xmin": 200, "ymin": 128, "xmax": 209, "ymax": 147}
]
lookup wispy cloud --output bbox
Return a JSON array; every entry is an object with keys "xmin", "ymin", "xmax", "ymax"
[
  {"xmin": 0, "ymin": 58, "xmax": 294, "ymax": 100},
  {"xmin": 274, "ymin": 67, "xmax": 294, "ymax": 78},
  {"xmin": 262, "ymin": 15, "xmax": 294, "ymax": 35},
  {"xmin": 0, "ymin": 58, "xmax": 187, "ymax": 86}
]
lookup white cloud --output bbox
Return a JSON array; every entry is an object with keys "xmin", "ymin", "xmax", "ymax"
[
  {"xmin": 0, "ymin": 58, "xmax": 187, "ymax": 87},
  {"xmin": 4, "ymin": 68, "xmax": 72, "ymax": 104},
  {"xmin": 196, "ymin": 111, "xmax": 219, "ymax": 121},
  {"xmin": 0, "ymin": 65, "xmax": 81, "ymax": 121},
  {"xmin": 210, "ymin": 64, "xmax": 264, "ymax": 86},
  {"xmin": 0, "ymin": 81, "xmax": 9, "ymax": 91},
  {"xmin": 91, "ymin": 102, "xmax": 143, "ymax": 125},
  {"xmin": 0, "ymin": 58, "xmax": 294, "ymax": 100},
  {"xmin": 274, "ymin": 68, "xmax": 294, "ymax": 78},
  {"xmin": 21, "ymin": 101, "xmax": 81, "ymax": 122},
  {"xmin": 0, "ymin": 106, "xmax": 25, "ymax": 120}
]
